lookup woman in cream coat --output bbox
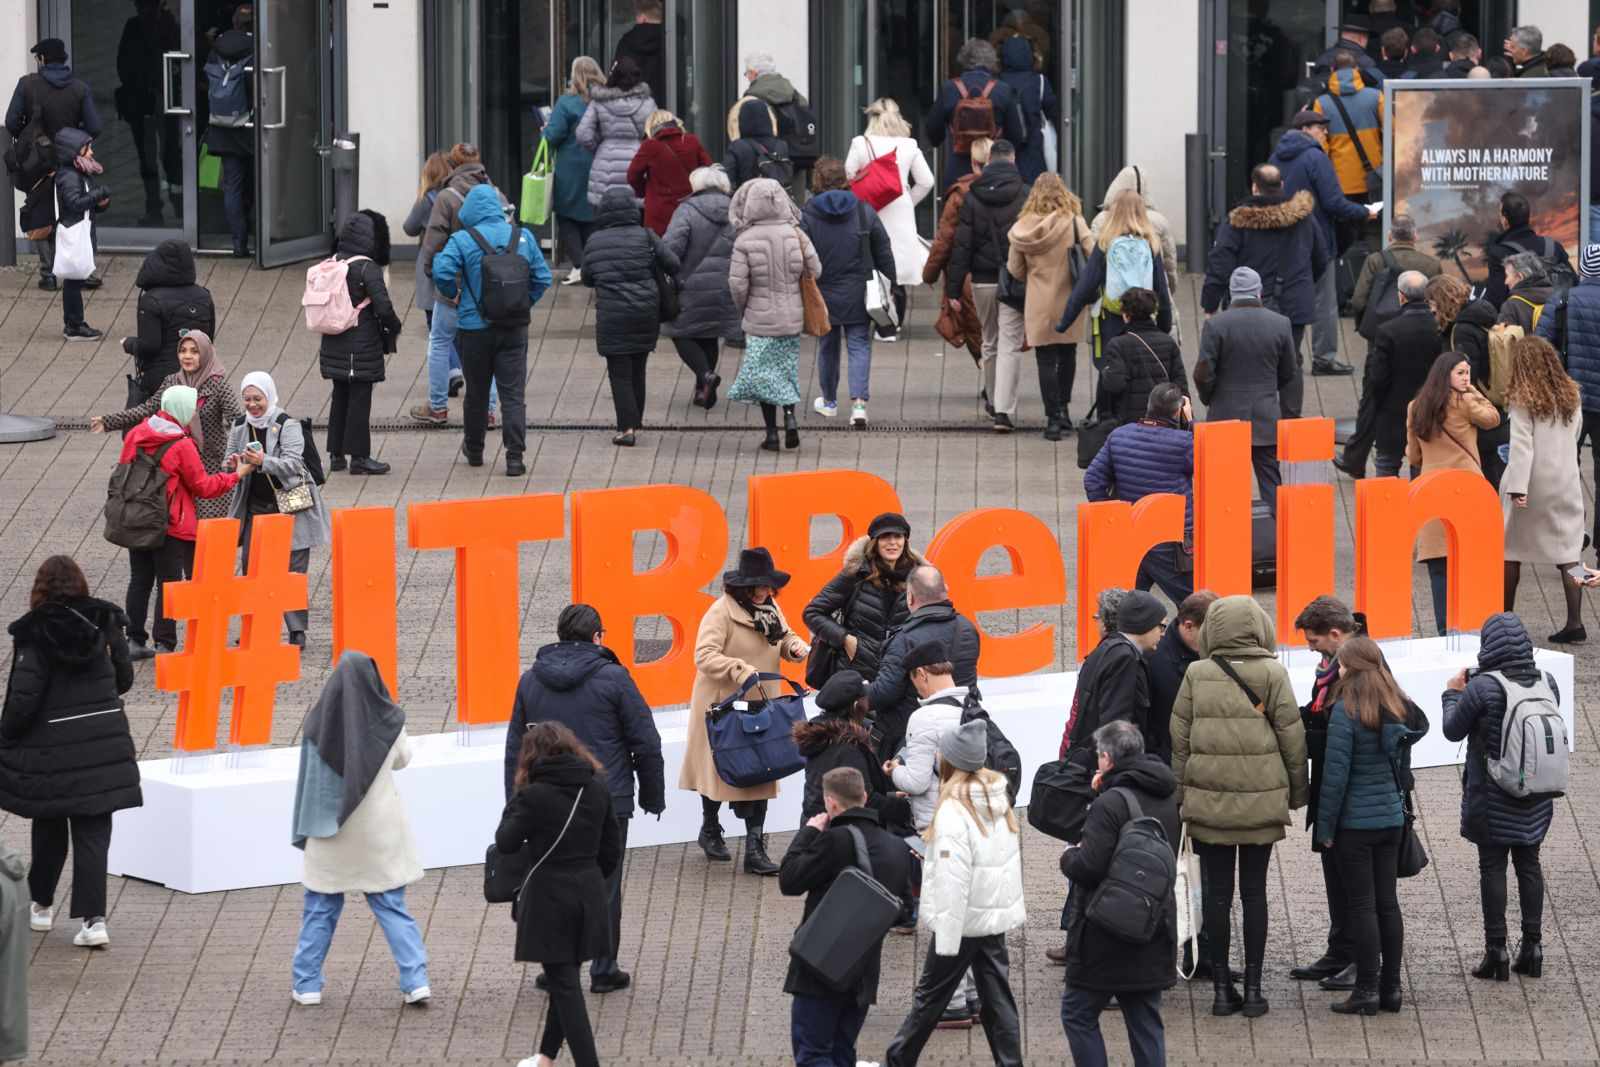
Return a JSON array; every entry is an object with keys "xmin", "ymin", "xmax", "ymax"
[
  {"xmin": 845, "ymin": 98, "xmax": 934, "ymax": 339},
  {"xmin": 678, "ymin": 547, "xmax": 809, "ymax": 874}
]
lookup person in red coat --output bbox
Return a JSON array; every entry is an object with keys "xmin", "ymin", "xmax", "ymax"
[
  {"xmin": 627, "ymin": 111, "xmax": 711, "ymax": 235},
  {"xmin": 115, "ymin": 385, "xmax": 255, "ymax": 655}
]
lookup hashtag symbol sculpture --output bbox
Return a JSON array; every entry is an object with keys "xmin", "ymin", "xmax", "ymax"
[{"xmin": 155, "ymin": 515, "xmax": 308, "ymax": 751}]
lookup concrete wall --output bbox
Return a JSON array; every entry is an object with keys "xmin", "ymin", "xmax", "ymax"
[
  {"xmin": 1123, "ymin": 0, "xmax": 1198, "ymax": 244},
  {"xmin": 3, "ymin": 3, "xmax": 38, "ymax": 244},
  {"xmin": 737, "ymin": 0, "xmax": 809, "ymax": 97},
  {"xmin": 345, "ymin": 0, "xmax": 423, "ymax": 235},
  {"xmin": 1515, "ymin": 1, "xmax": 1590, "ymax": 61}
]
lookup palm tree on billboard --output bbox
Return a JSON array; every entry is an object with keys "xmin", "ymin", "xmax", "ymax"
[{"xmin": 1433, "ymin": 228, "xmax": 1473, "ymax": 279}]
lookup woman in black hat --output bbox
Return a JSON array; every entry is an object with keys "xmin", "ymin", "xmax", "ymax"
[
  {"xmin": 677, "ymin": 547, "xmax": 810, "ymax": 874},
  {"xmin": 792, "ymin": 670, "xmax": 910, "ymax": 826},
  {"xmin": 802, "ymin": 512, "xmax": 922, "ymax": 686}
]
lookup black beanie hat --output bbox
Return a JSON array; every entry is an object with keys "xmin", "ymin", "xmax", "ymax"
[
  {"xmin": 905, "ymin": 638, "xmax": 950, "ymax": 671},
  {"xmin": 815, "ymin": 670, "xmax": 866, "ymax": 714},
  {"xmin": 868, "ymin": 512, "xmax": 911, "ymax": 540}
]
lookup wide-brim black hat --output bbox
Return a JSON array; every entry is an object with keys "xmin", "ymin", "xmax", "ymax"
[
  {"xmin": 1339, "ymin": 15, "xmax": 1372, "ymax": 33},
  {"xmin": 723, "ymin": 546, "xmax": 790, "ymax": 589}
]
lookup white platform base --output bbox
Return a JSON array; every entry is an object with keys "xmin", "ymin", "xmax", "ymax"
[{"xmin": 107, "ymin": 636, "xmax": 1572, "ymax": 894}]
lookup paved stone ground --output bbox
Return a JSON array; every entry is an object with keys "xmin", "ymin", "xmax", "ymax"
[{"xmin": 1, "ymin": 255, "xmax": 1598, "ymax": 1065}]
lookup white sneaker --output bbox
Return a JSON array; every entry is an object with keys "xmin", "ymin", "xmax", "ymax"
[
  {"xmin": 563, "ymin": 267, "xmax": 583, "ymax": 285},
  {"xmin": 813, "ymin": 397, "xmax": 837, "ymax": 417},
  {"xmin": 850, "ymin": 400, "xmax": 868, "ymax": 427},
  {"xmin": 73, "ymin": 921, "xmax": 109, "ymax": 947},
  {"xmin": 29, "ymin": 904, "xmax": 52, "ymax": 932},
  {"xmin": 290, "ymin": 990, "xmax": 322, "ymax": 1006},
  {"xmin": 403, "ymin": 985, "xmax": 432, "ymax": 1005}
]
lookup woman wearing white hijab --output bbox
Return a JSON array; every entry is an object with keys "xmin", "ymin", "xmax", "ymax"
[{"xmin": 222, "ymin": 371, "xmax": 331, "ymax": 647}]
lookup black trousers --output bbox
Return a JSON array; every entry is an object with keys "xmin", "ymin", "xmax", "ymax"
[
  {"xmin": 672, "ymin": 336, "xmax": 719, "ymax": 380},
  {"xmin": 1320, "ymin": 846, "xmax": 1354, "ymax": 964},
  {"xmin": 1060, "ymin": 985, "xmax": 1165, "ymax": 1067},
  {"xmin": 459, "ymin": 325, "xmax": 529, "ymax": 456},
  {"xmin": 792, "ymin": 993, "xmax": 871, "ymax": 1067},
  {"xmin": 556, "ymin": 217, "xmax": 595, "ymax": 270},
  {"xmin": 1334, "ymin": 827, "xmax": 1403, "ymax": 989},
  {"xmin": 1342, "ymin": 343, "xmax": 1380, "ymax": 470},
  {"xmin": 703, "ymin": 795, "xmax": 767, "ymax": 825},
  {"xmin": 1251, "ymin": 444, "xmax": 1282, "ymax": 516},
  {"xmin": 1283, "ymin": 324, "xmax": 1306, "ymax": 419},
  {"xmin": 239, "ymin": 510, "xmax": 312, "ymax": 636},
  {"xmin": 1036, "ymin": 342, "xmax": 1076, "ymax": 420},
  {"xmin": 605, "ymin": 352, "xmax": 649, "ymax": 430},
  {"xmin": 1197, "ymin": 841, "xmax": 1272, "ymax": 973},
  {"xmin": 1479, "ymin": 842, "xmax": 1544, "ymax": 941},
  {"xmin": 590, "ymin": 814, "xmax": 629, "ymax": 979},
  {"xmin": 1582, "ymin": 411, "xmax": 1600, "ymax": 548},
  {"xmin": 326, "ymin": 378, "xmax": 374, "ymax": 460},
  {"xmin": 537, "ymin": 961, "xmax": 599, "ymax": 1067},
  {"xmin": 29, "ymin": 813, "xmax": 113, "ymax": 920},
  {"xmin": 127, "ymin": 535, "xmax": 195, "ymax": 648},
  {"xmin": 885, "ymin": 935, "xmax": 1022, "ymax": 1067}
]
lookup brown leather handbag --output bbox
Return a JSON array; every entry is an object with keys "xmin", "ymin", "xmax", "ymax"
[{"xmin": 794, "ymin": 227, "xmax": 831, "ymax": 337}]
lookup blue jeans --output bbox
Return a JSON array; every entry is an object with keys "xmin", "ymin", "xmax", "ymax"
[
  {"xmin": 816, "ymin": 322, "xmax": 872, "ymax": 403},
  {"xmin": 791, "ymin": 994, "xmax": 870, "ymax": 1067},
  {"xmin": 292, "ymin": 888, "xmax": 429, "ymax": 995},
  {"xmin": 428, "ymin": 300, "xmax": 497, "ymax": 412},
  {"xmin": 1061, "ymin": 985, "xmax": 1165, "ymax": 1067}
]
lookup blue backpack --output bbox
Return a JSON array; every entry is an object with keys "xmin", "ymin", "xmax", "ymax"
[
  {"xmin": 205, "ymin": 51, "xmax": 253, "ymax": 128},
  {"xmin": 1103, "ymin": 235, "xmax": 1154, "ymax": 315}
]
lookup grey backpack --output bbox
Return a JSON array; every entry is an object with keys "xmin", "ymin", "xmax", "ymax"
[{"xmin": 1482, "ymin": 671, "xmax": 1568, "ymax": 800}]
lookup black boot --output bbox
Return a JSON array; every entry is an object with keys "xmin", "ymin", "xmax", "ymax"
[
  {"xmin": 697, "ymin": 809, "xmax": 730, "ymax": 862},
  {"xmin": 1471, "ymin": 942, "xmax": 1510, "ymax": 981},
  {"xmin": 1514, "ymin": 932, "xmax": 1543, "ymax": 978},
  {"xmin": 1331, "ymin": 986, "xmax": 1380, "ymax": 1015},
  {"xmin": 1211, "ymin": 967, "xmax": 1244, "ymax": 1017},
  {"xmin": 760, "ymin": 404, "xmax": 780, "ymax": 451},
  {"xmin": 1379, "ymin": 983, "xmax": 1404, "ymax": 1013},
  {"xmin": 783, "ymin": 407, "xmax": 800, "ymax": 449},
  {"xmin": 1242, "ymin": 964, "xmax": 1268, "ymax": 1018},
  {"xmin": 742, "ymin": 824, "xmax": 779, "ymax": 875}
]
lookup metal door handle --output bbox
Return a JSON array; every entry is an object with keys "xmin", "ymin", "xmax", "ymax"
[
  {"xmin": 162, "ymin": 51, "xmax": 191, "ymax": 116},
  {"xmin": 260, "ymin": 66, "xmax": 288, "ymax": 129}
]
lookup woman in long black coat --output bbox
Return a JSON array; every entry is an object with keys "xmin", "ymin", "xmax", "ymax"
[
  {"xmin": 0, "ymin": 555, "xmax": 139, "ymax": 949},
  {"xmin": 496, "ymin": 722, "xmax": 622, "ymax": 1067},
  {"xmin": 1442, "ymin": 611, "xmax": 1556, "ymax": 982},
  {"xmin": 318, "ymin": 210, "xmax": 401, "ymax": 475},
  {"xmin": 802, "ymin": 512, "xmax": 922, "ymax": 684}
]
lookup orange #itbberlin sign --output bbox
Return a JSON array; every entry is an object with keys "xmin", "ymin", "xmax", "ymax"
[{"xmin": 156, "ymin": 418, "xmax": 1503, "ymax": 751}]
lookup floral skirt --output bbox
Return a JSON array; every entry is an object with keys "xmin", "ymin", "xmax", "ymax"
[{"xmin": 727, "ymin": 334, "xmax": 801, "ymax": 407}]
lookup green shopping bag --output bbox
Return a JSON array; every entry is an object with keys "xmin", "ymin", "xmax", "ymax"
[
  {"xmin": 198, "ymin": 145, "xmax": 221, "ymax": 190},
  {"xmin": 520, "ymin": 139, "xmax": 553, "ymax": 225}
]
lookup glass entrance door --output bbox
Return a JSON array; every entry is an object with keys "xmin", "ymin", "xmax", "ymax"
[
  {"xmin": 46, "ymin": 0, "xmax": 200, "ymax": 251},
  {"xmin": 255, "ymin": 0, "xmax": 334, "ymax": 267}
]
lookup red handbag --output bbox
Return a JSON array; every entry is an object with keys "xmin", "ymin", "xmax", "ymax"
[{"xmin": 850, "ymin": 138, "xmax": 904, "ymax": 212}]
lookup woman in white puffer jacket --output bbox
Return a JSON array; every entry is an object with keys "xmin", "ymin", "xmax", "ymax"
[{"xmin": 884, "ymin": 720, "xmax": 1025, "ymax": 1064}]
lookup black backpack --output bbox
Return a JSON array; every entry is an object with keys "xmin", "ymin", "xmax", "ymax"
[
  {"xmin": 1357, "ymin": 250, "xmax": 1404, "ymax": 341},
  {"xmin": 3, "ymin": 78, "xmax": 61, "ymax": 193},
  {"xmin": 1083, "ymin": 788, "xmax": 1176, "ymax": 944},
  {"xmin": 103, "ymin": 439, "xmax": 179, "ymax": 549},
  {"xmin": 752, "ymin": 142, "xmax": 795, "ymax": 185},
  {"xmin": 1507, "ymin": 237, "xmax": 1578, "ymax": 304},
  {"xmin": 960, "ymin": 691, "xmax": 1021, "ymax": 805},
  {"xmin": 775, "ymin": 100, "xmax": 820, "ymax": 165},
  {"xmin": 464, "ymin": 225, "xmax": 532, "ymax": 327}
]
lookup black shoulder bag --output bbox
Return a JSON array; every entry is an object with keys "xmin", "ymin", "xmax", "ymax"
[
  {"xmin": 1390, "ymin": 755, "xmax": 1429, "ymax": 878},
  {"xmin": 1211, "ymin": 655, "xmax": 1264, "ymax": 713},
  {"xmin": 788, "ymin": 824, "xmax": 904, "ymax": 991},
  {"xmin": 484, "ymin": 786, "xmax": 583, "ymax": 914}
]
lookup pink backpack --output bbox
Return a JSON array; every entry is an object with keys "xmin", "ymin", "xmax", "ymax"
[{"xmin": 302, "ymin": 255, "xmax": 371, "ymax": 334}]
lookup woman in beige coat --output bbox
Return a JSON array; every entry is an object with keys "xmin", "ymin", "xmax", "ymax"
[
  {"xmin": 1501, "ymin": 337, "xmax": 1588, "ymax": 643},
  {"xmin": 679, "ymin": 547, "xmax": 809, "ymax": 874},
  {"xmin": 1406, "ymin": 352, "xmax": 1500, "ymax": 636},
  {"xmin": 1006, "ymin": 173, "xmax": 1093, "ymax": 439},
  {"xmin": 290, "ymin": 652, "xmax": 428, "ymax": 1006}
]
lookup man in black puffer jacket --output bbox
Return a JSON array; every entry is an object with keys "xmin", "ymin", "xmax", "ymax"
[
  {"xmin": 0, "ymin": 566, "xmax": 139, "ymax": 947},
  {"xmin": 582, "ymin": 186, "xmax": 682, "ymax": 444},
  {"xmin": 121, "ymin": 238, "xmax": 215, "ymax": 402},
  {"xmin": 505, "ymin": 603, "xmax": 664, "ymax": 993},
  {"xmin": 1067, "ymin": 590, "xmax": 1164, "ymax": 768},
  {"xmin": 318, "ymin": 210, "xmax": 401, "ymax": 475},
  {"xmin": 866, "ymin": 565, "xmax": 981, "ymax": 761},
  {"xmin": 1442, "ymin": 612, "xmax": 1557, "ymax": 976}
]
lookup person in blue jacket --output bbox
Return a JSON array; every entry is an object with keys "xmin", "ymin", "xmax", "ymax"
[
  {"xmin": 923, "ymin": 38, "xmax": 1026, "ymax": 192},
  {"xmin": 1269, "ymin": 110, "xmax": 1378, "ymax": 376},
  {"xmin": 1537, "ymin": 244, "xmax": 1600, "ymax": 550},
  {"xmin": 543, "ymin": 56, "xmax": 603, "ymax": 283},
  {"xmin": 433, "ymin": 183, "xmax": 552, "ymax": 477},
  {"xmin": 1083, "ymin": 383, "xmax": 1194, "ymax": 603},
  {"xmin": 1314, "ymin": 635, "xmax": 1425, "ymax": 1016},
  {"xmin": 995, "ymin": 35, "xmax": 1058, "ymax": 183}
]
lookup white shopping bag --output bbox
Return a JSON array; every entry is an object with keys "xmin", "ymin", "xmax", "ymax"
[
  {"xmin": 1174, "ymin": 824, "xmax": 1203, "ymax": 979},
  {"xmin": 52, "ymin": 190, "xmax": 96, "ymax": 281},
  {"xmin": 865, "ymin": 271, "xmax": 898, "ymax": 330}
]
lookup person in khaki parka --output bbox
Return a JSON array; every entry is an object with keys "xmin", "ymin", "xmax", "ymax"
[{"xmin": 1172, "ymin": 595, "xmax": 1308, "ymax": 1021}]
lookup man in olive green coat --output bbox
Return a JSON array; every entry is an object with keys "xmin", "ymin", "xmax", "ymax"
[{"xmin": 1171, "ymin": 595, "xmax": 1308, "ymax": 1020}]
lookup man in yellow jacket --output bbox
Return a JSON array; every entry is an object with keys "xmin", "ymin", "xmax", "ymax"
[{"xmin": 1313, "ymin": 51, "xmax": 1384, "ymax": 201}]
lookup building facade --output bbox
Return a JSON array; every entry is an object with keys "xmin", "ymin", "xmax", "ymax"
[{"xmin": 6, "ymin": 0, "xmax": 1591, "ymax": 265}]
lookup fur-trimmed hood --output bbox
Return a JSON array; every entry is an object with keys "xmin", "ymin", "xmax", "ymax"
[
  {"xmin": 793, "ymin": 715, "xmax": 873, "ymax": 758},
  {"xmin": 8, "ymin": 597, "xmax": 126, "ymax": 666},
  {"xmin": 840, "ymin": 534, "xmax": 926, "ymax": 575},
  {"xmin": 1226, "ymin": 189, "xmax": 1315, "ymax": 231}
]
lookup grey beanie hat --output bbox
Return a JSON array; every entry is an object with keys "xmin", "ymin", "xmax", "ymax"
[
  {"xmin": 939, "ymin": 718, "xmax": 989, "ymax": 774},
  {"xmin": 1229, "ymin": 266, "xmax": 1263, "ymax": 299}
]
